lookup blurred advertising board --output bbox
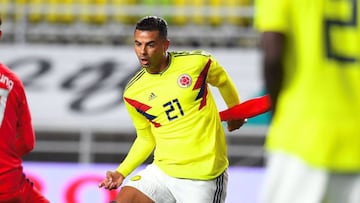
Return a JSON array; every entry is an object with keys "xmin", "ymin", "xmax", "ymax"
[{"xmin": 0, "ymin": 45, "xmax": 264, "ymax": 131}]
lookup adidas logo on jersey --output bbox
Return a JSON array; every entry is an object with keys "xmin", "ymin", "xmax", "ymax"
[{"xmin": 148, "ymin": 92, "xmax": 157, "ymax": 101}]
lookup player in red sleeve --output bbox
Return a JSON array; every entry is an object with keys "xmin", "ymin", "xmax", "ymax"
[
  {"xmin": 0, "ymin": 17, "xmax": 50, "ymax": 203},
  {"xmin": 219, "ymin": 94, "xmax": 271, "ymax": 121}
]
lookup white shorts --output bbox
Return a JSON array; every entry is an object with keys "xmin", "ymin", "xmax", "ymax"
[
  {"xmin": 124, "ymin": 163, "xmax": 228, "ymax": 203},
  {"xmin": 259, "ymin": 152, "xmax": 360, "ymax": 203}
]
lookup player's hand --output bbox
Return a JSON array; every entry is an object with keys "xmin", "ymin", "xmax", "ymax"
[
  {"xmin": 98, "ymin": 170, "xmax": 125, "ymax": 190},
  {"xmin": 226, "ymin": 119, "xmax": 247, "ymax": 132}
]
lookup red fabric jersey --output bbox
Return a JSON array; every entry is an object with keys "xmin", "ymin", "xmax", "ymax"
[
  {"xmin": 219, "ymin": 94, "xmax": 271, "ymax": 121},
  {"xmin": 0, "ymin": 63, "xmax": 35, "ymax": 193}
]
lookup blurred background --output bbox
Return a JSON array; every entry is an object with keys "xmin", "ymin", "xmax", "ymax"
[
  {"xmin": 0, "ymin": 0, "xmax": 257, "ymax": 46},
  {"xmin": 0, "ymin": 1, "xmax": 270, "ymax": 202}
]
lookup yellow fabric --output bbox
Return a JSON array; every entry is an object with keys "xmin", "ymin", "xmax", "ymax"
[
  {"xmin": 255, "ymin": 0, "xmax": 360, "ymax": 171},
  {"xmin": 117, "ymin": 50, "xmax": 240, "ymax": 179}
]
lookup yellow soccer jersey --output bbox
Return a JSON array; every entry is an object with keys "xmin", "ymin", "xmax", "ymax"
[
  {"xmin": 119, "ymin": 50, "xmax": 240, "ymax": 180},
  {"xmin": 255, "ymin": 0, "xmax": 360, "ymax": 171}
]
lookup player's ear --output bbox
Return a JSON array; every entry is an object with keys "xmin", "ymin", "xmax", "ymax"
[{"xmin": 163, "ymin": 39, "xmax": 170, "ymax": 52}]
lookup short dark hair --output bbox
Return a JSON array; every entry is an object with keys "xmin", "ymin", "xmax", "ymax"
[{"xmin": 135, "ymin": 16, "xmax": 168, "ymax": 39}]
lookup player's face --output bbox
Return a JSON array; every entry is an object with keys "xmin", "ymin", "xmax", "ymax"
[{"xmin": 134, "ymin": 29, "xmax": 170, "ymax": 73}]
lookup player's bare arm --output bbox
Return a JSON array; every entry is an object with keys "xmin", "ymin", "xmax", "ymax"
[{"xmin": 262, "ymin": 32, "xmax": 285, "ymax": 114}]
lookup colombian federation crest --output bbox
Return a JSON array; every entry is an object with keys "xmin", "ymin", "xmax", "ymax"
[{"xmin": 178, "ymin": 74, "xmax": 192, "ymax": 88}]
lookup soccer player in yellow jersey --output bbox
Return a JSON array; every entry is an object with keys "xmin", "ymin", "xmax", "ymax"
[
  {"xmin": 99, "ymin": 16, "xmax": 245, "ymax": 203},
  {"xmin": 255, "ymin": 0, "xmax": 360, "ymax": 202}
]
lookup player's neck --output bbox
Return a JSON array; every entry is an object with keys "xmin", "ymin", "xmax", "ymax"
[
  {"xmin": 159, "ymin": 54, "xmax": 170, "ymax": 74},
  {"xmin": 147, "ymin": 54, "xmax": 170, "ymax": 74}
]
